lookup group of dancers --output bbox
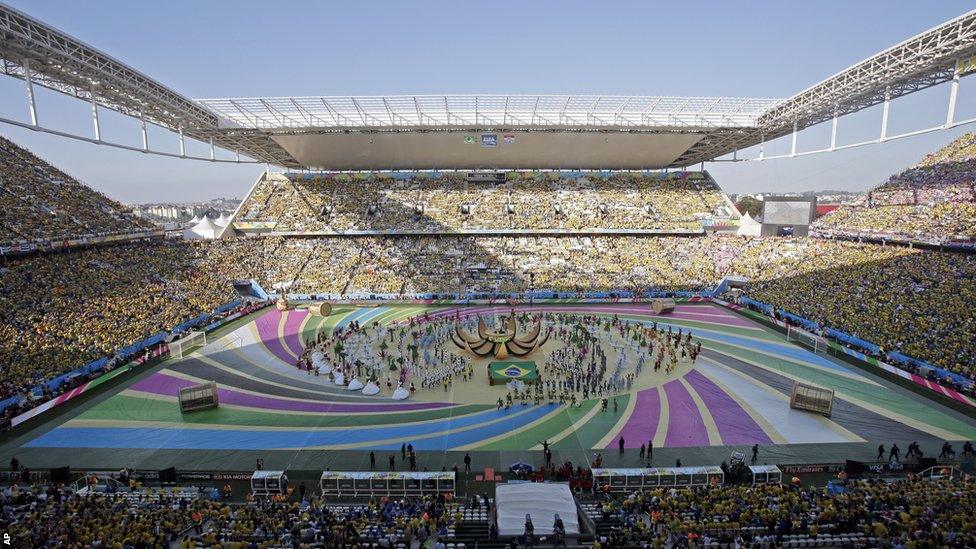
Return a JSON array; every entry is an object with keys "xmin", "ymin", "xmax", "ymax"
[
  {"xmin": 539, "ymin": 313, "xmax": 701, "ymax": 403},
  {"xmin": 296, "ymin": 313, "xmax": 476, "ymax": 398},
  {"xmin": 293, "ymin": 309, "xmax": 702, "ymax": 404}
]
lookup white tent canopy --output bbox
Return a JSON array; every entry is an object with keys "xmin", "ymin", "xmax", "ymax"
[
  {"xmin": 495, "ymin": 483, "xmax": 579, "ymax": 536},
  {"xmin": 183, "ymin": 216, "xmax": 221, "ymax": 240},
  {"xmin": 737, "ymin": 212, "xmax": 761, "ymax": 237},
  {"xmin": 215, "ymin": 213, "xmax": 230, "ymax": 226}
]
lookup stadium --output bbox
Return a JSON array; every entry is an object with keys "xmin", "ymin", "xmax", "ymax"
[{"xmin": 0, "ymin": 2, "xmax": 976, "ymax": 547}]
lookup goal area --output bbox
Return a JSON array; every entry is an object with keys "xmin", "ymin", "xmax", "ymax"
[
  {"xmin": 170, "ymin": 331, "xmax": 207, "ymax": 359},
  {"xmin": 786, "ymin": 326, "xmax": 828, "ymax": 354},
  {"xmin": 221, "ymin": 334, "xmax": 243, "ymax": 351}
]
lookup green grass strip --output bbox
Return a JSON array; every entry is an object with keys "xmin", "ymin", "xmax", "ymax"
[
  {"xmin": 475, "ymin": 399, "xmax": 600, "ymax": 450},
  {"xmin": 552, "ymin": 393, "xmax": 631, "ymax": 451}
]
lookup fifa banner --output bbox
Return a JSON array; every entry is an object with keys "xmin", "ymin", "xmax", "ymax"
[
  {"xmin": 957, "ymin": 55, "xmax": 976, "ymax": 76},
  {"xmin": 74, "ymin": 469, "xmax": 252, "ymax": 482}
]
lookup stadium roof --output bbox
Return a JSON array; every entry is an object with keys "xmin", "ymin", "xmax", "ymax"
[
  {"xmin": 199, "ymin": 95, "xmax": 777, "ymax": 131},
  {"xmin": 1, "ymin": 3, "xmax": 975, "ymax": 170},
  {"xmin": 197, "ymin": 94, "xmax": 779, "ymax": 170}
]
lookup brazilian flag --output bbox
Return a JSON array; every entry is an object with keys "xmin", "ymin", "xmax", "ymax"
[{"xmin": 488, "ymin": 361, "xmax": 538, "ymax": 385}]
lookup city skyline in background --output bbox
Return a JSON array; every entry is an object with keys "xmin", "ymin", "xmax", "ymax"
[{"xmin": 0, "ymin": 0, "xmax": 974, "ymax": 203}]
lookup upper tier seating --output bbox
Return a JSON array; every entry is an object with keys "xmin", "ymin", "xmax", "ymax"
[
  {"xmin": 814, "ymin": 132, "xmax": 976, "ymax": 241},
  {"xmin": 0, "ymin": 135, "xmax": 152, "ymax": 243},
  {"xmin": 235, "ymin": 171, "xmax": 733, "ymax": 234}
]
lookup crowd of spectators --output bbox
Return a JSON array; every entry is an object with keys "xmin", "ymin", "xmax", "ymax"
[
  {"xmin": 3, "ymin": 134, "xmax": 976, "ymax": 547},
  {"xmin": 2, "ymin": 234, "xmax": 974, "ymax": 415},
  {"xmin": 748, "ymin": 241, "xmax": 976, "ymax": 379},
  {"xmin": 1, "ymin": 482, "xmax": 462, "ymax": 547},
  {"xmin": 200, "ymin": 234, "xmax": 976, "ymax": 380},
  {"xmin": 237, "ymin": 170, "xmax": 732, "ymax": 233},
  {"xmin": 0, "ymin": 239, "xmax": 233, "ymax": 405},
  {"xmin": 588, "ymin": 475, "xmax": 976, "ymax": 547},
  {"xmin": 3, "ymin": 472, "xmax": 974, "ymax": 547},
  {"xmin": 0, "ymin": 136, "xmax": 151, "ymax": 244},
  {"xmin": 2, "ymin": 131, "xmax": 976, "ymax": 430},
  {"xmin": 3, "ymin": 483, "xmax": 204, "ymax": 546},
  {"xmin": 815, "ymin": 132, "xmax": 976, "ymax": 241}
]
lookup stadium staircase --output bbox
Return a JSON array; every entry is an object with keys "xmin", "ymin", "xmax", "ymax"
[
  {"xmin": 289, "ymin": 245, "xmax": 319, "ymax": 289},
  {"xmin": 339, "ymin": 240, "xmax": 371, "ymax": 295},
  {"xmin": 287, "ymin": 178, "xmax": 318, "ymax": 216},
  {"xmin": 454, "ymin": 506, "xmax": 507, "ymax": 549},
  {"xmin": 579, "ymin": 500, "xmax": 618, "ymax": 538}
]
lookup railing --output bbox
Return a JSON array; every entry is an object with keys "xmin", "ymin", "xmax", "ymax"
[
  {"xmin": 70, "ymin": 475, "xmax": 126, "ymax": 494},
  {"xmin": 0, "ymin": 229, "xmax": 166, "ymax": 257},
  {"xmin": 575, "ymin": 498, "xmax": 597, "ymax": 536},
  {"xmin": 918, "ymin": 465, "xmax": 963, "ymax": 479},
  {"xmin": 812, "ymin": 229, "xmax": 976, "ymax": 254},
  {"xmin": 279, "ymin": 289, "xmax": 712, "ymax": 302}
]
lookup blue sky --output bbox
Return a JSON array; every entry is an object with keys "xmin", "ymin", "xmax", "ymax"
[{"xmin": 0, "ymin": 0, "xmax": 974, "ymax": 202}]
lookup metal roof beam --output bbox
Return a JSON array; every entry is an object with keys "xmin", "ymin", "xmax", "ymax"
[{"xmin": 757, "ymin": 8, "xmax": 976, "ymax": 133}]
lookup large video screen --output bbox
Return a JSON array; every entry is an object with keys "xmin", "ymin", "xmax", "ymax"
[{"xmin": 763, "ymin": 201, "xmax": 812, "ymax": 225}]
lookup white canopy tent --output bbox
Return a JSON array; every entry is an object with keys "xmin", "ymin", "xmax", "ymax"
[
  {"xmin": 215, "ymin": 213, "xmax": 230, "ymax": 226},
  {"xmin": 183, "ymin": 216, "xmax": 221, "ymax": 240},
  {"xmin": 495, "ymin": 483, "xmax": 579, "ymax": 536},
  {"xmin": 737, "ymin": 212, "xmax": 761, "ymax": 237}
]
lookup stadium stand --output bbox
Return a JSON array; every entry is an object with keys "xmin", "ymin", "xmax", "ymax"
[
  {"xmin": 1, "ymin": 482, "xmax": 474, "ymax": 547},
  {"xmin": 3, "ymin": 473, "xmax": 974, "ymax": 547},
  {"xmin": 814, "ymin": 132, "xmax": 976, "ymax": 242},
  {"xmin": 0, "ymin": 240, "xmax": 233, "ymax": 408},
  {"xmin": 0, "ymin": 136, "xmax": 151, "ymax": 243},
  {"xmin": 2, "ymin": 235, "xmax": 974, "ymax": 423},
  {"xmin": 234, "ymin": 170, "xmax": 733, "ymax": 233},
  {"xmin": 1, "ymin": 133, "xmax": 974, "ymax": 439},
  {"xmin": 579, "ymin": 476, "xmax": 976, "ymax": 547},
  {"xmin": 6, "ymin": 6, "xmax": 976, "ymax": 548},
  {"xmin": 747, "ymin": 243, "xmax": 976, "ymax": 378}
]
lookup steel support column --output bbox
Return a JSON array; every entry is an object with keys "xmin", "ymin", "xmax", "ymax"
[
  {"xmin": 830, "ymin": 109, "xmax": 838, "ymax": 150},
  {"xmin": 880, "ymin": 87, "xmax": 891, "ymax": 141},
  {"xmin": 140, "ymin": 110, "xmax": 149, "ymax": 152},
  {"xmin": 790, "ymin": 121, "xmax": 798, "ymax": 156},
  {"xmin": 23, "ymin": 58, "xmax": 37, "ymax": 126},
  {"xmin": 947, "ymin": 63, "xmax": 961, "ymax": 126},
  {"xmin": 90, "ymin": 92, "xmax": 101, "ymax": 142}
]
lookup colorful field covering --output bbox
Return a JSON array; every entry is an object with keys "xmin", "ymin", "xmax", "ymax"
[
  {"xmin": 24, "ymin": 302, "xmax": 976, "ymax": 453},
  {"xmin": 722, "ymin": 301, "xmax": 976, "ymax": 409}
]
